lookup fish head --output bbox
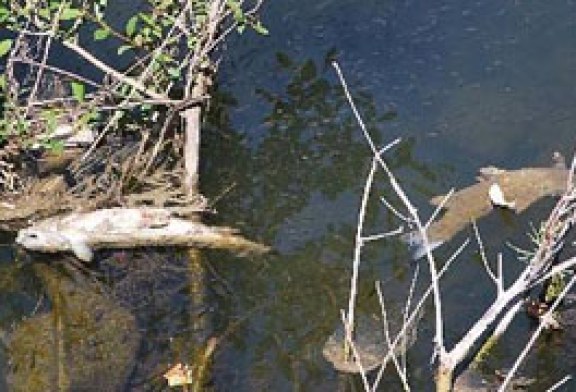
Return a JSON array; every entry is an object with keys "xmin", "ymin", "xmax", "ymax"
[
  {"xmin": 16, "ymin": 228, "xmax": 93, "ymax": 262},
  {"xmin": 477, "ymin": 166, "xmax": 507, "ymax": 181},
  {"xmin": 16, "ymin": 228, "xmax": 70, "ymax": 251}
]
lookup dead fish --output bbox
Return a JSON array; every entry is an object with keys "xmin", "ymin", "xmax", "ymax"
[
  {"xmin": 16, "ymin": 208, "xmax": 171, "ymax": 262},
  {"xmin": 403, "ymin": 158, "xmax": 569, "ymax": 259}
]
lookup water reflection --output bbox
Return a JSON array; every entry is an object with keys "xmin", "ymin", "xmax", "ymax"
[
  {"xmin": 6, "ymin": 262, "xmax": 139, "ymax": 392},
  {"xmin": 202, "ymin": 52, "xmax": 441, "ymax": 390},
  {"xmin": 0, "ymin": 249, "xmax": 212, "ymax": 391},
  {"xmin": 204, "ymin": 0, "xmax": 576, "ymax": 389},
  {"xmin": 204, "ymin": 52, "xmax": 437, "ymax": 247}
]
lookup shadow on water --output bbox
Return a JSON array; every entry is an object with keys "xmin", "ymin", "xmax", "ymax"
[
  {"xmin": 200, "ymin": 53, "xmax": 443, "ymax": 391},
  {"xmin": 0, "ymin": 248, "xmax": 217, "ymax": 391},
  {"xmin": 199, "ymin": 0, "xmax": 576, "ymax": 389},
  {"xmin": 6, "ymin": 261, "xmax": 139, "ymax": 392}
]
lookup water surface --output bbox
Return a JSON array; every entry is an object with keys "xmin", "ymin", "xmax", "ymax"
[
  {"xmin": 2, "ymin": 1, "xmax": 576, "ymax": 391},
  {"xmin": 202, "ymin": 0, "xmax": 576, "ymax": 390}
]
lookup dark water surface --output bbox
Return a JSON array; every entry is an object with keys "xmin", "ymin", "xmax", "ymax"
[
  {"xmin": 201, "ymin": 0, "xmax": 576, "ymax": 391},
  {"xmin": 2, "ymin": 1, "xmax": 576, "ymax": 391}
]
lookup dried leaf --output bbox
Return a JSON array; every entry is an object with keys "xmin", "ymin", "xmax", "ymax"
[{"xmin": 163, "ymin": 363, "xmax": 193, "ymax": 387}]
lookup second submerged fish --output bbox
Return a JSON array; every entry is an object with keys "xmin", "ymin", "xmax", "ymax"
[{"xmin": 403, "ymin": 156, "xmax": 569, "ymax": 259}]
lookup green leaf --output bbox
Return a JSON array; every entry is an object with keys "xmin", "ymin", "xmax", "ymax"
[
  {"xmin": 118, "ymin": 84, "xmax": 131, "ymax": 96},
  {"xmin": 141, "ymin": 27, "xmax": 151, "ymax": 40},
  {"xmin": 113, "ymin": 109, "xmax": 125, "ymax": 120},
  {"xmin": 38, "ymin": 8, "xmax": 51, "ymax": 20},
  {"xmin": 252, "ymin": 21, "xmax": 269, "ymax": 35},
  {"xmin": 126, "ymin": 15, "xmax": 138, "ymax": 37},
  {"xmin": 157, "ymin": 52, "xmax": 173, "ymax": 64},
  {"xmin": 195, "ymin": 14, "xmax": 206, "ymax": 26},
  {"xmin": 0, "ymin": 7, "xmax": 10, "ymax": 23},
  {"xmin": 0, "ymin": 39, "xmax": 12, "ymax": 58},
  {"xmin": 161, "ymin": 15, "xmax": 175, "ymax": 27},
  {"xmin": 187, "ymin": 36, "xmax": 197, "ymax": 49},
  {"xmin": 93, "ymin": 28, "xmax": 110, "ymax": 40},
  {"xmin": 60, "ymin": 8, "xmax": 82, "ymax": 20},
  {"xmin": 71, "ymin": 81, "xmax": 85, "ymax": 102},
  {"xmin": 167, "ymin": 67, "xmax": 180, "ymax": 79},
  {"xmin": 80, "ymin": 110, "xmax": 99, "ymax": 123},
  {"xmin": 152, "ymin": 26, "xmax": 163, "ymax": 39},
  {"xmin": 226, "ymin": 0, "xmax": 244, "ymax": 22},
  {"xmin": 42, "ymin": 110, "xmax": 58, "ymax": 134},
  {"xmin": 47, "ymin": 139, "xmax": 64, "ymax": 153},
  {"xmin": 138, "ymin": 12, "xmax": 155, "ymax": 26}
]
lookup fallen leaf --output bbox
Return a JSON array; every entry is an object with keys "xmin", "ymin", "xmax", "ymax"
[{"xmin": 163, "ymin": 363, "xmax": 193, "ymax": 387}]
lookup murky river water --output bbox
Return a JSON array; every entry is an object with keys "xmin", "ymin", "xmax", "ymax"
[
  {"xmin": 202, "ymin": 1, "xmax": 576, "ymax": 390},
  {"xmin": 2, "ymin": 1, "xmax": 576, "ymax": 391}
]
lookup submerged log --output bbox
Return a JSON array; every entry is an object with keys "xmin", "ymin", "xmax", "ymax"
[{"xmin": 15, "ymin": 207, "xmax": 270, "ymax": 261}]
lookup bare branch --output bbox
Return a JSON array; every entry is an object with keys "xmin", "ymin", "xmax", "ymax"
[
  {"xmin": 339, "ymin": 310, "xmax": 371, "ymax": 391},
  {"xmin": 24, "ymin": 2, "xmax": 64, "ymax": 118},
  {"xmin": 345, "ymin": 152, "xmax": 380, "ymax": 357},
  {"xmin": 380, "ymin": 196, "xmax": 412, "ymax": 223},
  {"xmin": 472, "ymin": 221, "xmax": 498, "ymax": 288},
  {"xmin": 362, "ymin": 226, "xmax": 404, "ymax": 243},
  {"xmin": 424, "ymin": 188, "xmax": 454, "ymax": 230},
  {"xmin": 333, "ymin": 60, "xmax": 446, "ymax": 365},
  {"xmin": 546, "ymin": 375, "xmax": 572, "ymax": 392},
  {"xmin": 401, "ymin": 263, "xmax": 421, "ymax": 374},
  {"xmin": 497, "ymin": 253, "xmax": 504, "ymax": 294},
  {"xmin": 499, "ymin": 275, "xmax": 576, "ymax": 391},
  {"xmin": 376, "ymin": 281, "xmax": 410, "ymax": 392},
  {"xmin": 371, "ymin": 239, "xmax": 469, "ymax": 390},
  {"xmin": 61, "ymin": 40, "xmax": 167, "ymax": 100},
  {"xmin": 493, "ymin": 300, "xmax": 523, "ymax": 338}
]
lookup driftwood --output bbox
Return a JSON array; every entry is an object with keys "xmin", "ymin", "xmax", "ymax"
[{"xmin": 16, "ymin": 207, "xmax": 270, "ymax": 261}]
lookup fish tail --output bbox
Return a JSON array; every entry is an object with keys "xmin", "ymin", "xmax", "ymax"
[{"xmin": 401, "ymin": 230, "xmax": 444, "ymax": 260}]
